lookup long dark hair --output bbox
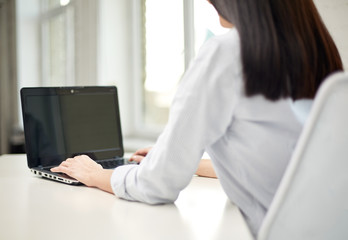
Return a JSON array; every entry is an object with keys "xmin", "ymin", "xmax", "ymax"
[{"xmin": 210, "ymin": 0, "xmax": 343, "ymax": 100}]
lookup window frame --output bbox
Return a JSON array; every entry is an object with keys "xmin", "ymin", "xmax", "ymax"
[{"xmin": 126, "ymin": 0, "xmax": 195, "ymax": 143}]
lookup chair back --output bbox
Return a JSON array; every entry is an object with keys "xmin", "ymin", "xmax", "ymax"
[{"xmin": 258, "ymin": 72, "xmax": 348, "ymax": 240}]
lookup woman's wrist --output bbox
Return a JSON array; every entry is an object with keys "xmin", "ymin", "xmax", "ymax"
[{"xmin": 91, "ymin": 169, "xmax": 114, "ymax": 194}]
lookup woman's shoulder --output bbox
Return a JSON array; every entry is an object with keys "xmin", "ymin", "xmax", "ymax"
[
  {"xmin": 201, "ymin": 28, "xmax": 240, "ymax": 55},
  {"xmin": 194, "ymin": 28, "xmax": 241, "ymax": 72},
  {"xmin": 191, "ymin": 29, "xmax": 239, "ymax": 70},
  {"xmin": 181, "ymin": 28, "xmax": 243, "ymax": 97}
]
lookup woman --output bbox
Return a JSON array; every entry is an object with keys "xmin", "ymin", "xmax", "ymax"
[{"xmin": 52, "ymin": 0, "xmax": 342, "ymax": 236}]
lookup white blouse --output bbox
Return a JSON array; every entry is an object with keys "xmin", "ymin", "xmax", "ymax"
[{"xmin": 111, "ymin": 28, "xmax": 305, "ymax": 236}]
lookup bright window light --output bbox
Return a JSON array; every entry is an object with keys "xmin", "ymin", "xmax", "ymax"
[{"xmin": 60, "ymin": 0, "xmax": 70, "ymax": 6}]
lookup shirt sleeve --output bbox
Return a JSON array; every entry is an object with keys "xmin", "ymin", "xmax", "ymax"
[{"xmin": 111, "ymin": 30, "xmax": 242, "ymax": 204}]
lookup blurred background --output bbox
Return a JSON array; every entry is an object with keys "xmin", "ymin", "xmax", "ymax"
[{"xmin": 0, "ymin": 0, "xmax": 347, "ymax": 155}]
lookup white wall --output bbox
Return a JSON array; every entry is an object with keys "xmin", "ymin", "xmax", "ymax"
[{"xmin": 314, "ymin": 0, "xmax": 348, "ymax": 70}]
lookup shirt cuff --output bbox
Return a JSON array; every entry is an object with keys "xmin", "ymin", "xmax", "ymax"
[{"xmin": 111, "ymin": 164, "xmax": 138, "ymax": 201}]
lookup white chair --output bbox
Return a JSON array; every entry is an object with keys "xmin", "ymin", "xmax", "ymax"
[{"xmin": 258, "ymin": 71, "xmax": 348, "ymax": 240}]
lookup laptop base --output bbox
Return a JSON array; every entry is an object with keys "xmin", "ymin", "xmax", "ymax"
[{"xmin": 31, "ymin": 168, "xmax": 81, "ymax": 185}]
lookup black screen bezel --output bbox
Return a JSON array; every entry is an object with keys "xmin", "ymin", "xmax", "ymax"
[{"xmin": 20, "ymin": 86, "xmax": 124, "ymax": 168}]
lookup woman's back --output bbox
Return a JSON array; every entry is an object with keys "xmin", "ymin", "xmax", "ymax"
[{"xmin": 199, "ymin": 29, "xmax": 306, "ymax": 235}]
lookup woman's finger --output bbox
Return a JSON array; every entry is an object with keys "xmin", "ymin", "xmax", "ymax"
[{"xmin": 131, "ymin": 155, "xmax": 144, "ymax": 163}]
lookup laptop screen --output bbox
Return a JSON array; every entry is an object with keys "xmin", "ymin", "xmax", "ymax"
[{"xmin": 21, "ymin": 86, "xmax": 123, "ymax": 168}]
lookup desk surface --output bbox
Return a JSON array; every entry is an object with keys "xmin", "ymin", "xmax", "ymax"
[{"xmin": 0, "ymin": 154, "xmax": 253, "ymax": 240}]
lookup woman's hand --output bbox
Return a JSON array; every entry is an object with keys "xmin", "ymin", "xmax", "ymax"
[
  {"xmin": 196, "ymin": 159, "xmax": 217, "ymax": 178},
  {"xmin": 129, "ymin": 147, "xmax": 153, "ymax": 163},
  {"xmin": 51, "ymin": 155, "xmax": 114, "ymax": 193}
]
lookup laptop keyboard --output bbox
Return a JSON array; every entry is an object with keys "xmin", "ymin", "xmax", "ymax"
[
  {"xmin": 41, "ymin": 158, "xmax": 127, "ymax": 172},
  {"xmin": 98, "ymin": 158, "xmax": 125, "ymax": 169}
]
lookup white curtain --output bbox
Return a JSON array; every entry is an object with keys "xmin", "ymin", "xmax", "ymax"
[{"xmin": 0, "ymin": 0, "xmax": 18, "ymax": 154}]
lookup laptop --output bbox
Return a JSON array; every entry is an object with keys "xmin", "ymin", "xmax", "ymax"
[{"xmin": 20, "ymin": 86, "xmax": 129, "ymax": 185}]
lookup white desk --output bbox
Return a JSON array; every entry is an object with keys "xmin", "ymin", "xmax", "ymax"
[{"xmin": 0, "ymin": 154, "xmax": 253, "ymax": 240}]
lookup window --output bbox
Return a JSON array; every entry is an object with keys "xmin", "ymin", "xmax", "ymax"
[
  {"xmin": 142, "ymin": 0, "xmax": 185, "ymax": 129},
  {"xmin": 136, "ymin": 0, "xmax": 228, "ymax": 138},
  {"xmin": 40, "ymin": 0, "xmax": 74, "ymax": 86}
]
